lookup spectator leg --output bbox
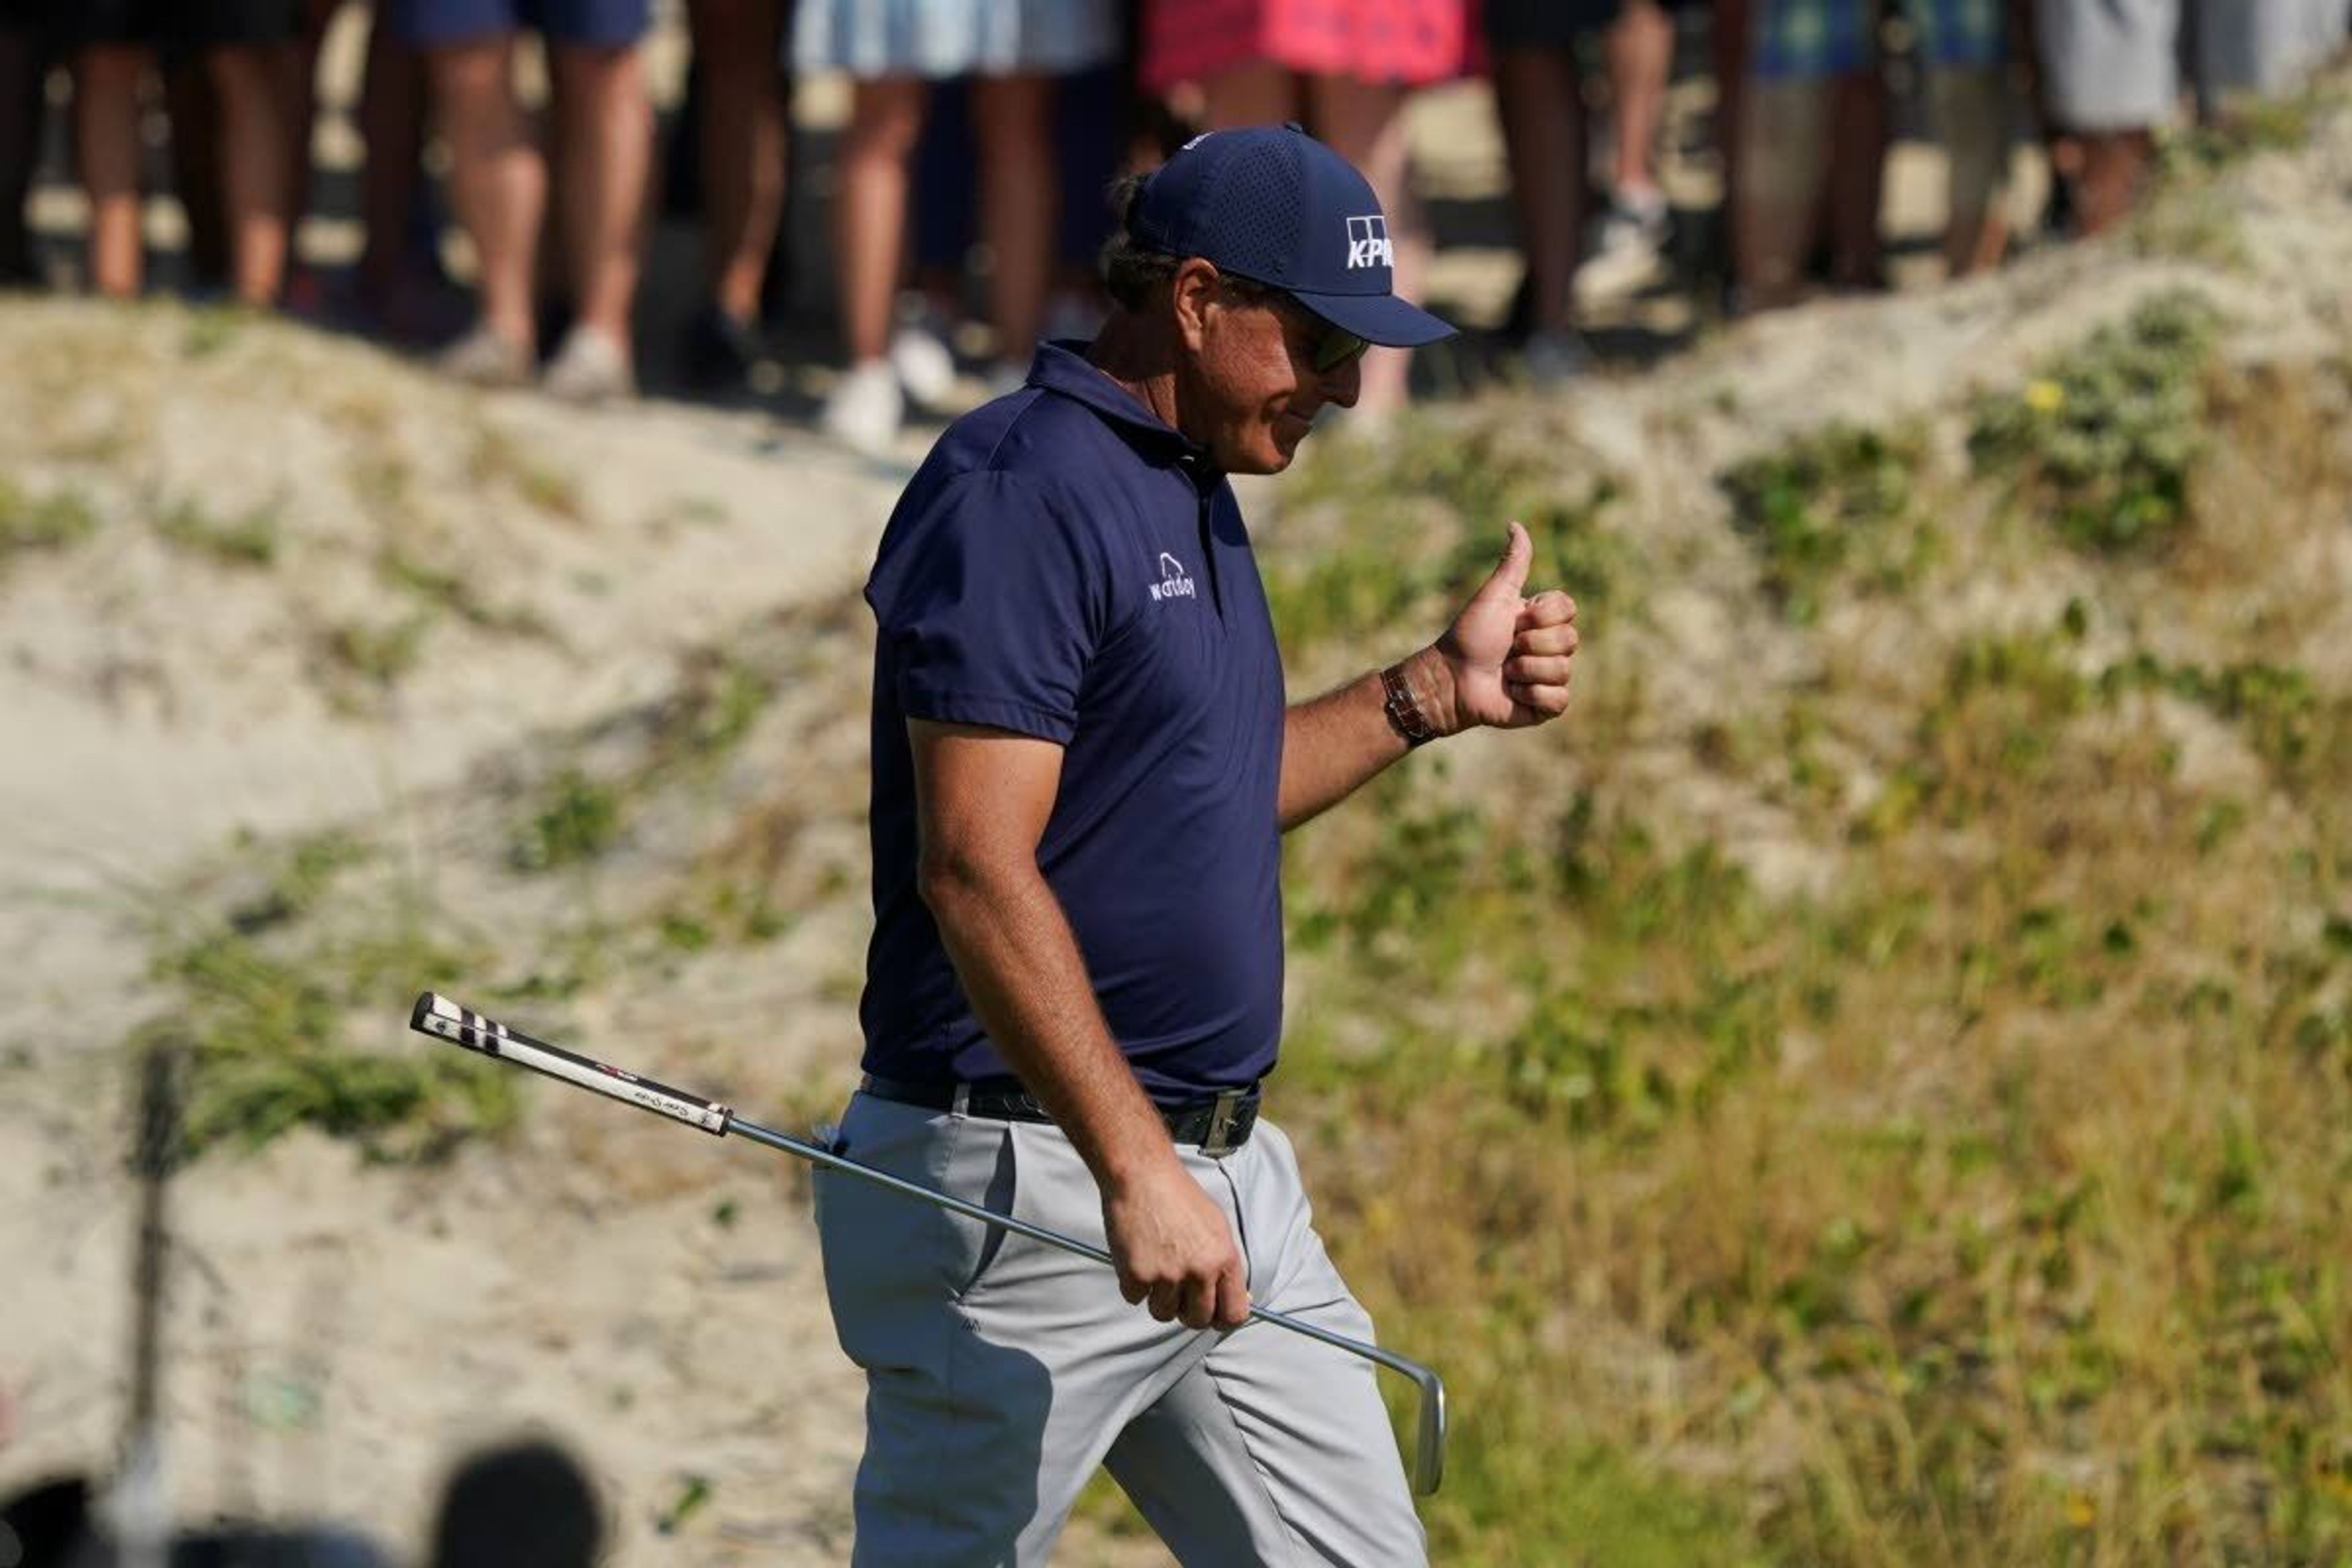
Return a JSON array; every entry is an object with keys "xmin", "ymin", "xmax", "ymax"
[
  {"xmin": 1607, "ymin": 0, "xmax": 1674, "ymax": 204},
  {"xmin": 72, "ymin": 45, "xmax": 148, "ymax": 298},
  {"xmin": 355, "ymin": 10, "xmax": 432, "ymax": 330},
  {"xmin": 834, "ymin": 75, "xmax": 927, "ymax": 364},
  {"xmin": 1312, "ymin": 72, "xmax": 1422, "ymax": 417},
  {"xmin": 687, "ymin": 0, "xmax": 787, "ymax": 326},
  {"xmin": 1199, "ymin": 58, "xmax": 1298, "ymax": 127},
  {"xmin": 1932, "ymin": 66, "xmax": 2007, "ymax": 277},
  {"xmin": 971, "ymin": 72, "xmax": 1055, "ymax": 372},
  {"xmin": 2067, "ymin": 129, "xmax": 2153, "ymax": 236},
  {"xmin": 1733, "ymin": 76, "xmax": 1825, "ymax": 311},
  {"xmin": 549, "ymin": 39, "xmax": 652, "ymax": 355},
  {"xmin": 1823, "ymin": 69, "xmax": 1885, "ymax": 290},
  {"xmin": 1491, "ymin": 45, "xmax": 1585, "ymax": 339},
  {"xmin": 209, "ymin": 43, "xmax": 298, "ymax": 306},
  {"xmin": 428, "ymin": 35, "xmax": 541, "ymax": 350}
]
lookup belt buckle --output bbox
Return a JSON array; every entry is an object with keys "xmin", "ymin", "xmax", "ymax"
[{"xmin": 1199, "ymin": 1088, "xmax": 1245, "ymax": 1157}]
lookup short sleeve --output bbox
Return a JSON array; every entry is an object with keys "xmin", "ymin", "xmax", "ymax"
[{"xmin": 867, "ymin": 471, "xmax": 1113, "ymax": 745}]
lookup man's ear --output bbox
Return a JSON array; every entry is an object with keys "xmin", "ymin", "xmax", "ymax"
[{"xmin": 1170, "ymin": 258, "xmax": 1221, "ymax": 355}]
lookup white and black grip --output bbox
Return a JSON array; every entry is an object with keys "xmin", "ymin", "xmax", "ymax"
[{"xmin": 409, "ymin": 992, "xmax": 733, "ymax": 1136}]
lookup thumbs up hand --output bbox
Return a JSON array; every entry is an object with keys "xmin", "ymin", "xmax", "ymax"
[{"xmin": 1430, "ymin": 522, "xmax": 1579, "ymax": 733}]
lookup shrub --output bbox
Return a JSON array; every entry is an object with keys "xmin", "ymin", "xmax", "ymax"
[{"xmin": 1968, "ymin": 292, "xmax": 2222, "ymax": 554}]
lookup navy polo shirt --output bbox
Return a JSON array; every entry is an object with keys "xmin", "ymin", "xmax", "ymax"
[{"xmin": 861, "ymin": 342, "xmax": 1287, "ymax": 1102}]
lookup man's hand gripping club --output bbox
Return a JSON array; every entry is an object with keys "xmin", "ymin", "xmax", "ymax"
[{"xmin": 1102, "ymin": 1152, "xmax": 1251, "ymax": 1330}]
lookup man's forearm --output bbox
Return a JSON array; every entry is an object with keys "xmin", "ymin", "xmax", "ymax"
[
  {"xmin": 1278, "ymin": 646, "xmax": 1453, "ymax": 831},
  {"xmin": 921, "ymin": 854, "xmax": 1177, "ymax": 1189}
]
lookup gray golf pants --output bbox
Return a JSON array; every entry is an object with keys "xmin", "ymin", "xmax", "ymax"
[{"xmin": 812, "ymin": 1091, "xmax": 1429, "ymax": 1566}]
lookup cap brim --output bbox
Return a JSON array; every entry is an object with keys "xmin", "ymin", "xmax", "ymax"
[{"xmin": 1287, "ymin": 288, "xmax": 1457, "ymax": 349}]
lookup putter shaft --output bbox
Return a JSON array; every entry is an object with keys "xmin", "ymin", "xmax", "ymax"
[{"xmin": 410, "ymin": 992, "xmax": 1445, "ymax": 1494}]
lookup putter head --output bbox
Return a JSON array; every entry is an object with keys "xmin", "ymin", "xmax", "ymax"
[{"xmin": 1410, "ymin": 1365, "xmax": 1446, "ymax": 1495}]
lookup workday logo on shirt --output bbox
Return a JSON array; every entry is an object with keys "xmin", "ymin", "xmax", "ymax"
[{"xmin": 1150, "ymin": 552, "xmax": 1197, "ymax": 603}]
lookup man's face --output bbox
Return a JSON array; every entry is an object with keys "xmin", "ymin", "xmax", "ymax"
[{"xmin": 1176, "ymin": 270, "xmax": 1368, "ymax": 475}]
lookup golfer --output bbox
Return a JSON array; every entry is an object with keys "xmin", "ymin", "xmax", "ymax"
[{"xmin": 816, "ymin": 123, "xmax": 1580, "ymax": 1565}]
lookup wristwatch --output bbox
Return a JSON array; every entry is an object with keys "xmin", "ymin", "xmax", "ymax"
[{"xmin": 1381, "ymin": 662, "xmax": 1438, "ymax": 748}]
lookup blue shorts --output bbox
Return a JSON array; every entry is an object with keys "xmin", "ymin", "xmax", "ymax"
[{"xmin": 386, "ymin": 0, "xmax": 648, "ymax": 48}]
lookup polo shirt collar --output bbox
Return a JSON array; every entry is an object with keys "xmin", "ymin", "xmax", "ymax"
[{"xmin": 1026, "ymin": 341, "xmax": 1213, "ymax": 469}]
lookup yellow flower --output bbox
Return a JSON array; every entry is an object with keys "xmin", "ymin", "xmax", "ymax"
[
  {"xmin": 2064, "ymin": 1490, "xmax": 2097, "ymax": 1529},
  {"xmin": 2024, "ymin": 379, "xmax": 2066, "ymax": 414}
]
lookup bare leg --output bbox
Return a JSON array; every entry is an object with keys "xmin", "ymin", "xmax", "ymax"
[
  {"xmin": 1310, "ymin": 72, "xmax": 1419, "ymax": 418},
  {"xmin": 209, "ymin": 43, "xmax": 297, "ymax": 305},
  {"xmin": 971, "ymin": 72, "xmax": 1055, "ymax": 370},
  {"xmin": 1607, "ymin": 0, "xmax": 1673, "ymax": 203},
  {"xmin": 356, "ymin": 10, "xmax": 433, "ymax": 328},
  {"xmin": 688, "ymin": 0, "xmax": 786, "ymax": 325},
  {"xmin": 2068, "ymin": 129, "xmax": 2154, "ymax": 236},
  {"xmin": 549, "ymin": 40, "xmax": 651, "ymax": 351},
  {"xmin": 428, "ymin": 35, "xmax": 541, "ymax": 350},
  {"xmin": 1198, "ymin": 56, "xmax": 1296, "ymax": 129},
  {"xmin": 1932, "ymin": 66, "xmax": 2007, "ymax": 276},
  {"xmin": 74, "ymin": 45, "xmax": 148, "ymax": 297},
  {"xmin": 834, "ymin": 76, "xmax": 927, "ymax": 364},
  {"xmin": 1491, "ymin": 45, "xmax": 1583, "ymax": 337},
  {"xmin": 1823, "ymin": 70, "xmax": 1885, "ymax": 290},
  {"xmin": 1733, "ymin": 76, "xmax": 1825, "ymax": 312}
]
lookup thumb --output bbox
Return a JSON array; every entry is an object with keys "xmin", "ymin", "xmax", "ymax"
[{"xmin": 1473, "ymin": 521, "xmax": 1532, "ymax": 604}]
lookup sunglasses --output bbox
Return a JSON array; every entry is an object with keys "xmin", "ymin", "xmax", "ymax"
[
  {"xmin": 1216, "ymin": 268, "xmax": 1369, "ymax": 375},
  {"xmin": 1308, "ymin": 320, "xmax": 1370, "ymax": 375}
]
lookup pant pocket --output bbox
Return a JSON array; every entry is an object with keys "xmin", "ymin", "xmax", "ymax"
[{"xmin": 947, "ymin": 1116, "xmax": 1020, "ymax": 1302}]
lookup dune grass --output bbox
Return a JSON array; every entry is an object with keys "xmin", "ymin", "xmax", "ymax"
[{"xmin": 1251, "ymin": 302, "xmax": 2352, "ymax": 1564}]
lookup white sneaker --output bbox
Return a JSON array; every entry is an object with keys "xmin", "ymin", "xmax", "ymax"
[
  {"xmin": 541, "ymin": 325, "xmax": 635, "ymax": 403},
  {"xmin": 1576, "ymin": 190, "xmax": 1672, "ymax": 303},
  {"xmin": 437, "ymin": 322, "xmax": 533, "ymax": 388},
  {"xmin": 823, "ymin": 358, "xmax": 904, "ymax": 454},
  {"xmin": 888, "ymin": 306, "xmax": 958, "ymax": 410},
  {"xmin": 1520, "ymin": 329, "xmax": 1593, "ymax": 386}
]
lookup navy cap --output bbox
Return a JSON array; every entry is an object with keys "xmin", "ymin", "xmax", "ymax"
[{"xmin": 1128, "ymin": 123, "xmax": 1455, "ymax": 350}]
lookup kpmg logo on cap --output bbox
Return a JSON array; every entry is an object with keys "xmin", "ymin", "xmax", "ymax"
[{"xmin": 1344, "ymin": 215, "xmax": 1392, "ymax": 271}]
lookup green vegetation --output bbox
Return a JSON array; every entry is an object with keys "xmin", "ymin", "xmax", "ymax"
[
  {"xmin": 1969, "ymin": 291, "xmax": 2221, "ymax": 554},
  {"xmin": 1721, "ymin": 421, "xmax": 1933, "ymax": 622},
  {"xmin": 510, "ymin": 767, "xmax": 625, "ymax": 872},
  {"xmin": 467, "ymin": 423, "xmax": 585, "ymax": 519},
  {"xmin": 1246, "ymin": 352, "xmax": 2352, "ymax": 1563},
  {"xmin": 143, "ymin": 837, "xmax": 515, "ymax": 1159},
  {"xmin": 1274, "ymin": 416, "xmax": 1629, "ymax": 658},
  {"xmin": 0, "ymin": 478, "xmax": 98, "ymax": 562},
  {"xmin": 320, "ymin": 615, "xmax": 431, "ymax": 689},
  {"xmin": 505, "ymin": 649, "xmax": 778, "ymax": 876},
  {"xmin": 377, "ymin": 546, "xmax": 548, "ymax": 636},
  {"xmin": 157, "ymin": 496, "xmax": 281, "ymax": 567},
  {"xmin": 180, "ymin": 306, "xmax": 244, "ymax": 359}
]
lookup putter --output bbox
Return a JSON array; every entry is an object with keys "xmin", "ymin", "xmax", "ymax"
[{"xmin": 408, "ymin": 992, "xmax": 1447, "ymax": 1494}]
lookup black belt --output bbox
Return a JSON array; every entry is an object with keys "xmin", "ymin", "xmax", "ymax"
[{"xmin": 859, "ymin": 1074, "xmax": 1262, "ymax": 1155}]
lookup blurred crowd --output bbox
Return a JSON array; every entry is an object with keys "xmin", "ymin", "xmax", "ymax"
[{"xmin": 0, "ymin": 0, "xmax": 2345, "ymax": 450}]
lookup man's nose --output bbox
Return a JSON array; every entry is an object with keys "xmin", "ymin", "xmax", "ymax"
[{"xmin": 1319, "ymin": 353, "xmax": 1363, "ymax": 409}]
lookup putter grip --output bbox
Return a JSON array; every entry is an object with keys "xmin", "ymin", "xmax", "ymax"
[{"xmin": 410, "ymin": 992, "xmax": 732, "ymax": 1135}]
